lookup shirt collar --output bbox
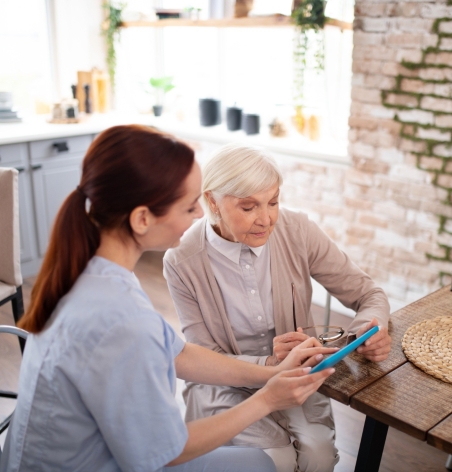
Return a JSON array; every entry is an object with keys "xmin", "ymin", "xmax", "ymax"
[{"xmin": 205, "ymin": 221, "xmax": 265, "ymax": 264}]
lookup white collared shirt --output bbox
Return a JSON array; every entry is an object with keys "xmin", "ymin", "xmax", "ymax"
[{"xmin": 205, "ymin": 222, "xmax": 275, "ymax": 357}]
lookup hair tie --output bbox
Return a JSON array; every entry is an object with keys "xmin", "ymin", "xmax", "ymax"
[{"xmin": 76, "ymin": 185, "xmax": 92, "ymax": 214}]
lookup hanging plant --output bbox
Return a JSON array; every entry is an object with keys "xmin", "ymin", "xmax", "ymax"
[
  {"xmin": 292, "ymin": 0, "xmax": 326, "ymax": 107},
  {"xmin": 102, "ymin": 1, "xmax": 125, "ymax": 92}
]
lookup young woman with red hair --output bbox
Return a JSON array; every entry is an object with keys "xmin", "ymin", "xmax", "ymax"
[{"xmin": 0, "ymin": 125, "xmax": 336, "ymax": 472}]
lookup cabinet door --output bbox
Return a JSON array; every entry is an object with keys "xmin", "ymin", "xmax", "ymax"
[{"xmin": 31, "ymin": 155, "xmax": 83, "ymax": 257}]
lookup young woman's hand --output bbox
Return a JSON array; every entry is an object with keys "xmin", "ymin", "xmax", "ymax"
[
  {"xmin": 273, "ymin": 337, "xmax": 339, "ymax": 371},
  {"xmin": 355, "ymin": 318, "xmax": 391, "ymax": 362},
  {"xmin": 265, "ymin": 328, "xmax": 310, "ymax": 366},
  {"xmin": 258, "ymin": 366, "xmax": 335, "ymax": 413}
]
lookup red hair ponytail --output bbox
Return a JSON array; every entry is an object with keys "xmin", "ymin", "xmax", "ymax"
[{"xmin": 19, "ymin": 125, "xmax": 194, "ymax": 333}]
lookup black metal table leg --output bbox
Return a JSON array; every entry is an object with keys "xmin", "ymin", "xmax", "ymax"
[{"xmin": 354, "ymin": 416, "xmax": 389, "ymax": 472}]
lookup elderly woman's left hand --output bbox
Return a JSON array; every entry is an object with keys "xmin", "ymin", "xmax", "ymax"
[
  {"xmin": 266, "ymin": 328, "xmax": 311, "ymax": 366},
  {"xmin": 355, "ymin": 318, "xmax": 391, "ymax": 362}
]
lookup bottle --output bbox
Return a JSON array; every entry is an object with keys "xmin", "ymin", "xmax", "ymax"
[{"xmin": 84, "ymin": 84, "xmax": 92, "ymax": 114}]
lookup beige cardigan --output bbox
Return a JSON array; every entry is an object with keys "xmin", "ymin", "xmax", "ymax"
[{"xmin": 163, "ymin": 208, "xmax": 390, "ymax": 447}]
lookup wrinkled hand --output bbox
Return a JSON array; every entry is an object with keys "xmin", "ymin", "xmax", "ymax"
[
  {"xmin": 275, "ymin": 337, "xmax": 339, "ymax": 372},
  {"xmin": 260, "ymin": 366, "xmax": 335, "ymax": 412},
  {"xmin": 355, "ymin": 318, "xmax": 391, "ymax": 362},
  {"xmin": 266, "ymin": 328, "xmax": 310, "ymax": 366}
]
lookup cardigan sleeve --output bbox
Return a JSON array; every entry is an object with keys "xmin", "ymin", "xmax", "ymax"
[
  {"xmin": 304, "ymin": 218, "xmax": 390, "ymax": 335},
  {"xmin": 163, "ymin": 258, "xmax": 269, "ymax": 366}
]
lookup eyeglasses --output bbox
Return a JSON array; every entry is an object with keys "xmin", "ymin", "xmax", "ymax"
[{"xmin": 292, "ymin": 283, "xmax": 345, "ymax": 345}]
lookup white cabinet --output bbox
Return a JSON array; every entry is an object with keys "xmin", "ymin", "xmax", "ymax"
[
  {"xmin": 29, "ymin": 135, "xmax": 92, "ymax": 257},
  {"xmin": 0, "ymin": 134, "xmax": 93, "ymax": 276},
  {"xmin": 0, "ymin": 143, "xmax": 39, "ymax": 274}
]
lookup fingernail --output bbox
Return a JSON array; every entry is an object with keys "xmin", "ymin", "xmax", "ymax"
[
  {"xmin": 357, "ymin": 347, "xmax": 362, "ymax": 353},
  {"xmin": 329, "ymin": 368, "xmax": 335, "ymax": 374},
  {"xmin": 303, "ymin": 367, "xmax": 312, "ymax": 373},
  {"xmin": 316, "ymin": 354, "xmax": 323, "ymax": 361}
]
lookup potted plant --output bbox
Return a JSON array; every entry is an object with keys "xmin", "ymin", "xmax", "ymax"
[
  {"xmin": 101, "ymin": 1, "xmax": 125, "ymax": 94},
  {"xmin": 291, "ymin": 0, "xmax": 325, "ymax": 137},
  {"xmin": 148, "ymin": 76, "xmax": 175, "ymax": 116}
]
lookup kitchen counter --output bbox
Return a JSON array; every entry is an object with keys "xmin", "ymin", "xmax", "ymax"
[{"xmin": 0, "ymin": 113, "xmax": 349, "ymax": 165}]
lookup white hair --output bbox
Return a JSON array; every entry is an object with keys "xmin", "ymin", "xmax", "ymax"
[{"xmin": 202, "ymin": 144, "xmax": 283, "ymax": 223}]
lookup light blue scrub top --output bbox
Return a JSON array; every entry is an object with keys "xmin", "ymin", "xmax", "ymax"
[{"xmin": 0, "ymin": 256, "xmax": 188, "ymax": 472}]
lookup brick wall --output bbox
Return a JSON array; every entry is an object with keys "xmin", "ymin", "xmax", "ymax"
[{"xmin": 280, "ymin": 0, "xmax": 452, "ymax": 310}]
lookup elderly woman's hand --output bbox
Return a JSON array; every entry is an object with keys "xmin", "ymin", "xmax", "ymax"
[
  {"xmin": 355, "ymin": 318, "xmax": 391, "ymax": 362},
  {"xmin": 265, "ymin": 328, "xmax": 310, "ymax": 366},
  {"xmin": 273, "ymin": 337, "xmax": 339, "ymax": 372}
]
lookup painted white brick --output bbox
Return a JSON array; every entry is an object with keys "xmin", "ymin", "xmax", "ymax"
[
  {"xmin": 420, "ymin": 4, "xmax": 452, "ymax": 19},
  {"xmin": 417, "ymin": 127, "xmax": 451, "ymax": 141},
  {"xmin": 353, "ymin": 31, "xmax": 384, "ymax": 46},
  {"xmin": 434, "ymin": 144, "xmax": 452, "ymax": 158},
  {"xmin": 397, "ymin": 109, "xmax": 434, "ymax": 125},
  {"xmin": 434, "ymin": 83, "xmax": 452, "ymax": 98},
  {"xmin": 415, "ymin": 211, "xmax": 441, "ymax": 230},
  {"xmin": 375, "ymin": 228, "xmax": 412, "ymax": 250},
  {"xmin": 362, "ymin": 17, "xmax": 396, "ymax": 33},
  {"xmin": 439, "ymin": 21, "xmax": 452, "ymax": 33},
  {"xmin": 421, "ymin": 96, "xmax": 452, "ymax": 113},
  {"xmin": 390, "ymin": 164, "xmax": 432, "ymax": 184},
  {"xmin": 396, "ymin": 18, "xmax": 434, "ymax": 32},
  {"xmin": 369, "ymin": 106, "xmax": 396, "ymax": 119},
  {"xmin": 352, "ymin": 73, "xmax": 365, "ymax": 87},
  {"xmin": 377, "ymin": 147, "xmax": 405, "ymax": 164},
  {"xmin": 395, "ymin": 49, "xmax": 423, "ymax": 63},
  {"xmin": 439, "ymin": 37, "xmax": 452, "ymax": 50},
  {"xmin": 349, "ymin": 142, "xmax": 376, "ymax": 159},
  {"xmin": 435, "ymin": 115, "xmax": 452, "ymax": 127},
  {"xmin": 437, "ymin": 232, "xmax": 452, "ymax": 247},
  {"xmin": 374, "ymin": 201, "xmax": 406, "ymax": 220}
]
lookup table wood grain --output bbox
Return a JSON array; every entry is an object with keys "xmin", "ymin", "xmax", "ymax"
[
  {"xmin": 320, "ymin": 286, "xmax": 452, "ymax": 405},
  {"xmin": 350, "ymin": 362, "xmax": 452, "ymax": 440},
  {"xmin": 427, "ymin": 414, "xmax": 452, "ymax": 454},
  {"xmin": 319, "ymin": 317, "xmax": 408, "ymax": 405}
]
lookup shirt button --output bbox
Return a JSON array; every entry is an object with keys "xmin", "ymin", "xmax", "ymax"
[
  {"xmin": 257, "ymin": 316, "xmax": 262, "ymax": 321},
  {"xmin": 261, "ymin": 334, "xmax": 265, "ymax": 337},
  {"xmin": 251, "ymin": 289, "xmax": 255, "ymax": 294},
  {"xmin": 245, "ymin": 264, "xmax": 250, "ymax": 269},
  {"xmin": 263, "ymin": 347, "xmax": 267, "ymax": 351}
]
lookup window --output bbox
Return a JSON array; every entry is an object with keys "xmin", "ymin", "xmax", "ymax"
[
  {"xmin": 116, "ymin": 0, "xmax": 354, "ymax": 147},
  {"xmin": 0, "ymin": 0, "xmax": 53, "ymax": 114}
]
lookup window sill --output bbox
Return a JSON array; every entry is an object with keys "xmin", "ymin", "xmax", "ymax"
[
  {"xmin": 0, "ymin": 113, "xmax": 350, "ymax": 166},
  {"xmin": 149, "ymin": 115, "xmax": 350, "ymax": 166}
]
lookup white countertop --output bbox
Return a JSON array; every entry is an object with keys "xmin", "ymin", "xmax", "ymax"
[{"xmin": 0, "ymin": 113, "xmax": 349, "ymax": 165}]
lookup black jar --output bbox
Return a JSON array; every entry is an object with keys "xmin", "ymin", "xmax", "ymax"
[
  {"xmin": 242, "ymin": 113, "xmax": 260, "ymax": 135},
  {"xmin": 199, "ymin": 98, "xmax": 221, "ymax": 126},
  {"xmin": 226, "ymin": 106, "xmax": 242, "ymax": 131}
]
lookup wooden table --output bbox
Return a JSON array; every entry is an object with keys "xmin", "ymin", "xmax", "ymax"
[{"xmin": 318, "ymin": 286, "xmax": 452, "ymax": 472}]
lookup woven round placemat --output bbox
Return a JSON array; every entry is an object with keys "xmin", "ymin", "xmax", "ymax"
[{"xmin": 402, "ymin": 316, "xmax": 452, "ymax": 384}]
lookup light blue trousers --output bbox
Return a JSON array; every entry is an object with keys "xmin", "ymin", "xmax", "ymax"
[{"xmin": 164, "ymin": 447, "xmax": 276, "ymax": 472}]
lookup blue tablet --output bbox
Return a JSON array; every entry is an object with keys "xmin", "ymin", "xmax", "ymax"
[{"xmin": 310, "ymin": 325, "xmax": 380, "ymax": 374}]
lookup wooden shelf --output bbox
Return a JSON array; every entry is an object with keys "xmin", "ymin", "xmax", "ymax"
[{"xmin": 121, "ymin": 16, "xmax": 353, "ymax": 31}]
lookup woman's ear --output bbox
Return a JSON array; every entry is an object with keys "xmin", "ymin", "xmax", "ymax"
[
  {"xmin": 129, "ymin": 206, "xmax": 156, "ymax": 235},
  {"xmin": 204, "ymin": 191, "xmax": 218, "ymax": 214}
]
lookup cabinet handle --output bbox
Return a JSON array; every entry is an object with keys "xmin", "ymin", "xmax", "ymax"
[
  {"xmin": 31, "ymin": 164, "xmax": 42, "ymax": 171},
  {"xmin": 15, "ymin": 167, "xmax": 25, "ymax": 173},
  {"xmin": 53, "ymin": 142, "xmax": 69, "ymax": 153}
]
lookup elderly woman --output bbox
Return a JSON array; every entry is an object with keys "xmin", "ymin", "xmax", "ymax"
[{"xmin": 163, "ymin": 144, "xmax": 391, "ymax": 472}]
